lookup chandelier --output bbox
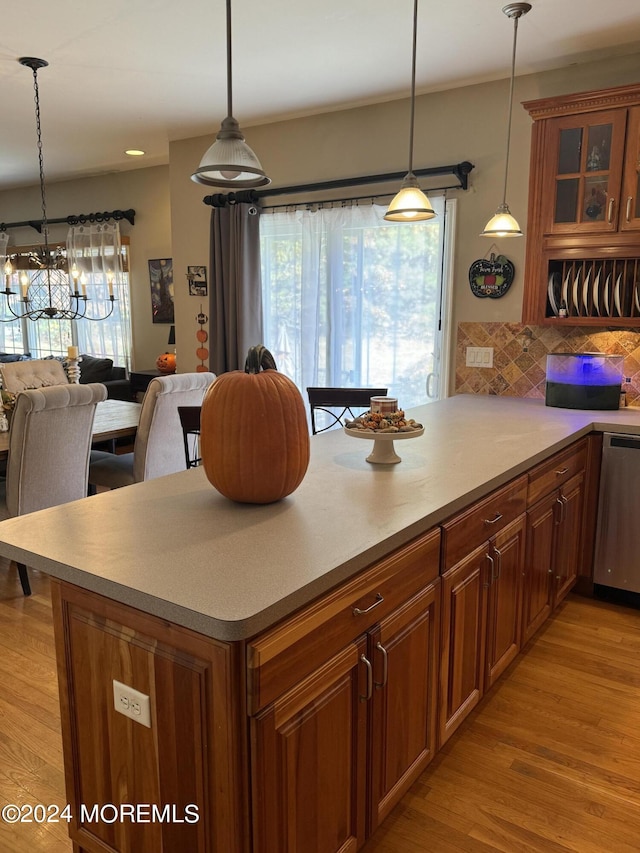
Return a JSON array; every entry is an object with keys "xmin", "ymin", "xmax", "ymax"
[{"xmin": 1, "ymin": 57, "xmax": 116, "ymax": 321}]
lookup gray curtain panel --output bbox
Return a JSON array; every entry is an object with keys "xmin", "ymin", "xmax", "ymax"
[{"xmin": 209, "ymin": 199, "xmax": 263, "ymax": 374}]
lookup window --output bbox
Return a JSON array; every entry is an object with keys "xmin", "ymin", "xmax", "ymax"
[
  {"xmin": 260, "ymin": 196, "xmax": 453, "ymax": 411},
  {"xmin": 0, "ymin": 240, "xmax": 131, "ymax": 367}
]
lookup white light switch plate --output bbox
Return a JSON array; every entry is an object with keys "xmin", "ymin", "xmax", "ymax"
[
  {"xmin": 113, "ymin": 679, "xmax": 151, "ymax": 728},
  {"xmin": 466, "ymin": 346, "xmax": 494, "ymax": 368}
]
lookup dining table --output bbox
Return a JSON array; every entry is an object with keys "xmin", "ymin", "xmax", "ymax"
[{"xmin": 0, "ymin": 398, "xmax": 141, "ymax": 460}]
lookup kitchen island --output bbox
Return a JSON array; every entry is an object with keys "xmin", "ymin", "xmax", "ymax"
[{"xmin": 1, "ymin": 394, "xmax": 639, "ymax": 853}]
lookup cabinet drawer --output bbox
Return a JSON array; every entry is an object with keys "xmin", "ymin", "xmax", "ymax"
[
  {"xmin": 527, "ymin": 439, "xmax": 586, "ymax": 507},
  {"xmin": 441, "ymin": 475, "xmax": 527, "ymax": 570},
  {"xmin": 247, "ymin": 528, "xmax": 441, "ymax": 714}
]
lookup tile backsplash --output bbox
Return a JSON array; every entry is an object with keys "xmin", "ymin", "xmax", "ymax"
[{"xmin": 456, "ymin": 323, "xmax": 640, "ymax": 406}]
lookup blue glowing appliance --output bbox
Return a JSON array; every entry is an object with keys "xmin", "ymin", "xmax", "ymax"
[{"xmin": 545, "ymin": 353, "xmax": 623, "ymax": 410}]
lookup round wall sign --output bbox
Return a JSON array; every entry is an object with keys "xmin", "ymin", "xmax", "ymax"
[{"xmin": 468, "ymin": 253, "xmax": 515, "ymax": 299}]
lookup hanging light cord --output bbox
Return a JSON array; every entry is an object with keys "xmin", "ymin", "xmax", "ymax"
[
  {"xmin": 407, "ymin": 0, "xmax": 418, "ymax": 176},
  {"xmin": 225, "ymin": 0, "xmax": 233, "ymax": 118},
  {"xmin": 29, "ymin": 63, "xmax": 50, "ymax": 255},
  {"xmin": 501, "ymin": 10, "xmax": 521, "ymax": 208}
]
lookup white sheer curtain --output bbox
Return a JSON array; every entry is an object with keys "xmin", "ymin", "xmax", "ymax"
[
  {"xmin": 260, "ymin": 197, "xmax": 447, "ymax": 410},
  {"xmin": 66, "ymin": 223, "xmax": 131, "ymax": 369},
  {"xmin": 0, "ymin": 232, "xmax": 7, "ymax": 266}
]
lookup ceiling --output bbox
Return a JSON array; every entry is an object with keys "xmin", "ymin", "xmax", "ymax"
[{"xmin": 1, "ymin": 0, "xmax": 639, "ymax": 192}]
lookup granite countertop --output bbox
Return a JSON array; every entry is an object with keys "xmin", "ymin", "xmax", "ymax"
[{"xmin": 1, "ymin": 394, "xmax": 639, "ymax": 642}]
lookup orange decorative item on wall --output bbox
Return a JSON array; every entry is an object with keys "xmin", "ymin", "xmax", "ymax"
[
  {"xmin": 156, "ymin": 352, "xmax": 177, "ymax": 374},
  {"xmin": 195, "ymin": 307, "xmax": 209, "ymax": 372}
]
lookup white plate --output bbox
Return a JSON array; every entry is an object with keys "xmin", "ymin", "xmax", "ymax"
[
  {"xmin": 572, "ymin": 269, "xmax": 581, "ymax": 312},
  {"xmin": 592, "ymin": 270, "xmax": 601, "ymax": 316},
  {"xmin": 548, "ymin": 273, "xmax": 559, "ymax": 316},
  {"xmin": 603, "ymin": 274, "xmax": 612, "ymax": 315},
  {"xmin": 582, "ymin": 269, "xmax": 591, "ymax": 313},
  {"xmin": 561, "ymin": 269, "xmax": 571, "ymax": 309},
  {"xmin": 635, "ymin": 282, "xmax": 640, "ymax": 314},
  {"xmin": 614, "ymin": 274, "xmax": 622, "ymax": 316}
]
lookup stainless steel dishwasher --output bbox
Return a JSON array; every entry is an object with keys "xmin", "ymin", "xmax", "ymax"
[{"xmin": 593, "ymin": 433, "xmax": 640, "ymax": 593}]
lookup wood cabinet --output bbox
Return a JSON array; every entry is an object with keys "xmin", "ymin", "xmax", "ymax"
[
  {"xmin": 522, "ymin": 83, "xmax": 640, "ymax": 325},
  {"xmin": 522, "ymin": 439, "xmax": 587, "ymax": 645},
  {"xmin": 439, "ymin": 476, "xmax": 527, "ymax": 746},
  {"xmin": 248, "ymin": 530, "xmax": 441, "ymax": 853},
  {"xmin": 50, "ymin": 581, "xmax": 249, "ymax": 853}
]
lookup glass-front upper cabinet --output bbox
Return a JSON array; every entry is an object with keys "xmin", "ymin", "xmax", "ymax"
[
  {"xmin": 544, "ymin": 109, "xmax": 627, "ymax": 235},
  {"xmin": 621, "ymin": 106, "xmax": 640, "ymax": 231}
]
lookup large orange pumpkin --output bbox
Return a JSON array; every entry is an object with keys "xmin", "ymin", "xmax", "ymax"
[{"xmin": 201, "ymin": 345, "xmax": 310, "ymax": 504}]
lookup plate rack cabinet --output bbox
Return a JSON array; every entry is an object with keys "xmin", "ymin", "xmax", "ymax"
[{"xmin": 522, "ymin": 83, "xmax": 640, "ymax": 326}]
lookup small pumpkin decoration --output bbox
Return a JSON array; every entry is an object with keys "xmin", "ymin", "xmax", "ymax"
[
  {"xmin": 156, "ymin": 351, "xmax": 177, "ymax": 374},
  {"xmin": 201, "ymin": 345, "xmax": 310, "ymax": 504}
]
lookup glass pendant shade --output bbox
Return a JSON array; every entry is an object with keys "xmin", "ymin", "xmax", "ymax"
[
  {"xmin": 481, "ymin": 2, "xmax": 531, "ymax": 238},
  {"xmin": 383, "ymin": 0, "xmax": 435, "ymax": 224},
  {"xmin": 191, "ymin": 117, "xmax": 270, "ymax": 188},
  {"xmin": 191, "ymin": 0, "xmax": 270, "ymax": 189},
  {"xmin": 481, "ymin": 203, "xmax": 523, "ymax": 237},
  {"xmin": 384, "ymin": 174, "xmax": 436, "ymax": 222}
]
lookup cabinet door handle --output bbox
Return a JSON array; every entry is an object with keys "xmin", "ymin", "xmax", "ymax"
[
  {"xmin": 484, "ymin": 512, "xmax": 503, "ymax": 526},
  {"xmin": 555, "ymin": 467, "xmax": 569, "ymax": 476},
  {"xmin": 360, "ymin": 654, "xmax": 373, "ymax": 702},
  {"xmin": 626, "ymin": 196, "xmax": 634, "ymax": 222},
  {"xmin": 607, "ymin": 197, "xmax": 615, "ymax": 223},
  {"xmin": 486, "ymin": 552, "xmax": 495, "ymax": 586},
  {"xmin": 353, "ymin": 592, "xmax": 384, "ymax": 616},
  {"xmin": 374, "ymin": 641, "xmax": 388, "ymax": 689},
  {"xmin": 494, "ymin": 546, "xmax": 502, "ymax": 580},
  {"xmin": 556, "ymin": 496, "xmax": 565, "ymax": 525}
]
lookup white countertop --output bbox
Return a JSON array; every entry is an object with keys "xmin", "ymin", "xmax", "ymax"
[{"xmin": 1, "ymin": 394, "xmax": 639, "ymax": 641}]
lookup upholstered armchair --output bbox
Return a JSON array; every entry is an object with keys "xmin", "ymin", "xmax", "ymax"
[
  {"xmin": 89, "ymin": 372, "xmax": 215, "ymax": 489},
  {"xmin": 0, "ymin": 358, "xmax": 68, "ymax": 393},
  {"xmin": 0, "ymin": 382, "xmax": 107, "ymax": 595}
]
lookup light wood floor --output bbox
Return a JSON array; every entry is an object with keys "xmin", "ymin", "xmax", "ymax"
[{"xmin": 1, "ymin": 562, "xmax": 639, "ymax": 853}]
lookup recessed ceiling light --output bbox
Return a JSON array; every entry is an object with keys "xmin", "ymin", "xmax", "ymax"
[{"xmin": 125, "ymin": 149, "xmax": 145, "ymax": 157}]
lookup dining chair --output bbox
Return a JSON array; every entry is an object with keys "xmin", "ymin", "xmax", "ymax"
[
  {"xmin": 178, "ymin": 405, "xmax": 202, "ymax": 469},
  {"xmin": 0, "ymin": 358, "xmax": 69, "ymax": 394},
  {"xmin": 89, "ymin": 372, "xmax": 215, "ymax": 489},
  {"xmin": 0, "ymin": 382, "xmax": 107, "ymax": 595},
  {"xmin": 306, "ymin": 387, "xmax": 388, "ymax": 434}
]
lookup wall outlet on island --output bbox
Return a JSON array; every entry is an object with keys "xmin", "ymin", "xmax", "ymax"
[
  {"xmin": 113, "ymin": 679, "xmax": 151, "ymax": 727},
  {"xmin": 466, "ymin": 346, "xmax": 494, "ymax": 368}
]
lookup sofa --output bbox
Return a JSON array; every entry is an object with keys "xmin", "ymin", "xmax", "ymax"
[
  {"xmin": 77, "ymin": 354, "xmax": 132, "ymax": 401},
  {"xmin": 0, "ymin": 352, "xmax": 132, "ymax": 401}
]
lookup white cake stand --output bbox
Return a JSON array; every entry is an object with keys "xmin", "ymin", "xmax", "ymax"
[{"xmin": 344, "ymin": 426, "xmax": 424, "ymax": 464}]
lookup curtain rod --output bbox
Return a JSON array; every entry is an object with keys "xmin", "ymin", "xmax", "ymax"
[
  {"xmin": 0, "ymin": 208, "xmax": 136, "ymax": 234},
  {"xmin": 203, "ymin": 161, "xmax": 474, "ymax": 208}
]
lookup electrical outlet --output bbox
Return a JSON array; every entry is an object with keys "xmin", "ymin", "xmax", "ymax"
[
  {"xmin": 113, "ymin": 680, "xmax": 151, "ymax": 728},
  {"xmin": 465, "ymin": 346, "xmax": 494, "ymax": 368}
]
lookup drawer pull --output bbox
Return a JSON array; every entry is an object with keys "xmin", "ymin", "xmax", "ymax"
[
  {"xmin": 353, "ymin": 593, "xmax": 384, "ymax": 616},
  {"xmin": 555, "ymin": 467, "xmax": 569, "ymax": 476},
  {"xmin": 360, "ymin": 654, "xmax": 373, "ymax": 702},
  {"xmin": 374, "ymin": 642, "xmax": 388, "ymax": 689},
  {"xmin": 484, "ymin": 512, "xmax": 503, "ymax": 525}
]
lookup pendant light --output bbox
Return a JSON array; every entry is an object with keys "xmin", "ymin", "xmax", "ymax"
[
  {"xmin": 2, "ymin": 58, "xmax": 115, "ymax": 322},
  {"xmin": 481, "ymin": 2, "xmax": 531, "ymax": 237},
  {"xmin": 191, "ymin": 0, "xmax": 270, "ymax": 188},
  {"xmin": 384, "ymin": 0, "xmax": 435, "ymax": 222}
]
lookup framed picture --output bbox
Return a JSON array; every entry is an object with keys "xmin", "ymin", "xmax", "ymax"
[
  {"xmin": 148, "ymin": 258, "xmax": 175, "ymax": 324},
  {"xmin": 188, "ymin": 265, "xmax": 208, "ymax": 297}
]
